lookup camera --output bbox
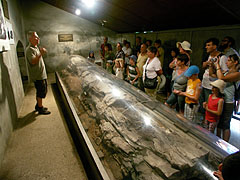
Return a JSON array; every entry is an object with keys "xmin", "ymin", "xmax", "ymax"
[{"xmin": 211, "ymin": 57, "xmax": 217, "ymax": 62}]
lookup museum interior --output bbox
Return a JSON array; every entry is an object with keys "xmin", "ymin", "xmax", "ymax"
[{"xmin": 0, "ymin": 0, "xmax": 240, "ymax": 179}]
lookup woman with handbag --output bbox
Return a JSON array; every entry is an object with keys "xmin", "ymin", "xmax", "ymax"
[{"xmin": 143, "ymin": 46, "xmax": 163, "ymax": 98}]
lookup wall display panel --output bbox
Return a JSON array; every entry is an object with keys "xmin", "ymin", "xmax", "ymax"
[
  {"xmin": 6, "ymin": 21, "xmax": 14, "ymax": 44},
  {"xmin": 0, "ymin": 0, "xmax": 9, "ymax": 51}
]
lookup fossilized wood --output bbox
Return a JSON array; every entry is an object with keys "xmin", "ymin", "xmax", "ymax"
[{"xmin": 58, "ymin": 56, "xmax": 223, "ymax": 180}]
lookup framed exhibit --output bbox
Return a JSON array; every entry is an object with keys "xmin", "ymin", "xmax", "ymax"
[
  {"xmin": 58, "ymin": 34, "xmax": 73, "ymax": 42},
  {"xmin": 0, "ymin": 0, "xmax": 9, "ymax": 51},
  {"xmin": 1, "ymin": 0, "xmax": 9, "ymax": 20},
  {"xmin": 6, "ymin": 21, "xmax": 14, "ymax": 44}
]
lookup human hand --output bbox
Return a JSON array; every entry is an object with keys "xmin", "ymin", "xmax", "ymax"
[
  {"xmin": 213, "ymin": 170, "xmax": 224, "ymax": 180},
  {"xmin": 39, "ymin": 47, "xmax": 47, "ymax": 55},
  {"xmin": 173, "ymin": 90, "xmax": 180, "ymax": 94},
  {"xmin": 203, "ymin": 102, "xmax": 207, "ymax": 109},
  {"xmin": 178, "ymin": 91, "xmax": 184, "ymax": 96}
]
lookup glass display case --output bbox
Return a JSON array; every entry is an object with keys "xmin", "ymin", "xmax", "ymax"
[{"xmin": 56, "ymin": 55, "xmax": 239, "ymax": 180}]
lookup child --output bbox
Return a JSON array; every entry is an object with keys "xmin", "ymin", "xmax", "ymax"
[
  {"xmin": 177, "ymin": 65, "xmax": 201, "ymax": 122},
  {"xmin": 87, "ymin": 50, "xmax": 95, "ymax": 63},
  {"xmin": 213, "ymin": 151, "xmax": 240, "ymax": 180},
  {"xmin": 127, "ymin": 55, "xmax": 140, "ymax": 88},
  {"xmin": 203, "ymin": 79, "xmax": 225, "ymax": 133},
  {"xmin": 115, "ymin": 58, "xmax": 124, "ymax": 79}
]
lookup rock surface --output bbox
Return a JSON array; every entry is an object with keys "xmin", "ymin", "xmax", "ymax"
[{"xmin": 58, "ymin": 56, "xmax": 223, "ymax": 180}]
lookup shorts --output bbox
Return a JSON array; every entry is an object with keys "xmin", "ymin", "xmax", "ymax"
[
  {"xmin": 217, "ymin": 103, "xmax": 234, "ymax": 130},
  {"xmin": 206, "ymin": 121, "xmax": 218, "ymax": 132},
  {"xmin": 166, "ymin": 92, "xmax": 185, "ymax": 112},
  {"xmin": 34, "ymin": 79, "xmax": 48, "ymax": 98},
  {"xmin": 184, "ymin": 103, "xmax": 199, "ymax": 122}
]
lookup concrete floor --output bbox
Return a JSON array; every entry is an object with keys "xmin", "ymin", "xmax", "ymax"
[{"xmin": 0, "ymin": 74, "xmax": 88, "ymax": 180}]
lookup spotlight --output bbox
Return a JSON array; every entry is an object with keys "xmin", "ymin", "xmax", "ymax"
[
  {"xmin": 82, "ymin": 0, "xmax": 95, "ymax": 8},
  {"xmin": 75, "ymin": 9, "xmax": 81, "ymax": 15}
]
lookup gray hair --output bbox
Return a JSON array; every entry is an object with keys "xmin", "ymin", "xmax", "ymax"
[{"xmin": 27, "ymin": 31, "xmax": 36, "ymax": 41}]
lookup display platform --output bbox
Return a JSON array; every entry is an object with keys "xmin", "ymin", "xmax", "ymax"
[{"xmin": 56, "ymin": 55, "xmax": 239, "ymax": 180}]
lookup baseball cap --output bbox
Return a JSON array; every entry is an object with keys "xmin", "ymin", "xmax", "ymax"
[{"xmin": 184, "ymin": 65, "xmax": 199, "ymax": 77}]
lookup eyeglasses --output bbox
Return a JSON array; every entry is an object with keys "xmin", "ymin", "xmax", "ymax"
[{"xmin": 222, "ymin": 39, "xmax": 228, "ymax": 42}]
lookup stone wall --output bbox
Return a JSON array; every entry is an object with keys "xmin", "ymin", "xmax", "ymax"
[
  {"xmin": 118, "ymin": 26, "xmax": 240, "ymax": 76},
  {"xmin": 0, "ymin": 0, "xmax": 26, "ymax": 166},
  {"xmin": 22, "ymin": 0, "xmax": 118, "ymax": 73}
]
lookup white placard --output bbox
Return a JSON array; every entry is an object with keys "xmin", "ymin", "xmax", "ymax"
[
  {"xmin": 6, "ymin": 21, "xmax": 14, "ymax": 44},
  {"xmin": 0, "ymin": 0, "xmax": 9, "ymax": 51}
]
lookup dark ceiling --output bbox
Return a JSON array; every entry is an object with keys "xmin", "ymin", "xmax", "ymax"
[{"xmin": 41, "ymin": 0, "xmax": 240, "ymax": 33}]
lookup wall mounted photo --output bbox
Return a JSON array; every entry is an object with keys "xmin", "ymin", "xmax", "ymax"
[
  {"xmin": 1, "ymin": 0, "xmax": 9, "ymax": 20},
  {"xmin": 58, "ymin": 34, "xmax": 73, "ymax": 42},
  {"xmin": 6, "ymin": 21, "xmax": 14, "ymax": 44},
  {"xmin": 0, "ymin": 0, "xmax": 9, "ymax": 51}
]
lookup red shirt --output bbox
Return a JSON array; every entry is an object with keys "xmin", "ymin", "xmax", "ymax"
[{"xmin": 205, "ymin": 94, "xmax": 223, "ymax": 122}]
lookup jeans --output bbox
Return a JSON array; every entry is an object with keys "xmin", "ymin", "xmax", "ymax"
[{"xmin": 166, "ymin": 92, "xmax": 185, "ymax": 112}]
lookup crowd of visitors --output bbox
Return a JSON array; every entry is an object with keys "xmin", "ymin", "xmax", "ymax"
[{"xmin": 87, "ymin": 36, "xmax": 240, "ymax": 143}]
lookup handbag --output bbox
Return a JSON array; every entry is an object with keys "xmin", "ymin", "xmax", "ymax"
[
  {"xmin": 143, "ymin": 61, "xmax": 158, "ymax": 89},
  {"xmin": 144, "ymin": 76, "xmax": 158, "ymax": 89}
]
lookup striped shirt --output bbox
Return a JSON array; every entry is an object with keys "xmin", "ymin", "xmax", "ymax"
[{"xmin": 129, "ymin": 65, "xmax": 138, "ymax": 85}]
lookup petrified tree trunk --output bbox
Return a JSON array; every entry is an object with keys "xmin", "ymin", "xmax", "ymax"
[{"xmin": 57, "ymin": 55, "xmax": 230, "ymax": 180}]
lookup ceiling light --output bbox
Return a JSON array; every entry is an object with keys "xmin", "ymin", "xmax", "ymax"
[
  {"xmin": 82, "ymin": 0, "xmax": 95, "ymax": 8},
  {"xmin": 75, "ymin": 9, "xmax": 81, "ymax": 15}
]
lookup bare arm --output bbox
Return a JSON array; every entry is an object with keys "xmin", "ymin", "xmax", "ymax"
[
  {"xmin": 205, "ymin": 98, "xmax": 224, "ymax": 116},
  {"xmin": 202, "ymin": 61, "xmax": 209, "ymax": 69},
  {"xmin": 156, "ymin": 69, "xmax": 163, "ymax": 76},
  {"xmin": 209, "ymin": 61, "xmax": 217, "ymax": 78},
  {"xmin": 126, "ymin": 66, "xmax": 130, "ymax": 79},
  {"xmin": 132, "ymin": 67, "xmax": 140, "ymax": 83},
  {"xmin": 31, "ymin": 47, "xmax": 46, "ymax": 65},
  {"xmin": 169, "ymin": 59, "xmax": 176, "ymax": 69},
  {"xmin": 216, "ymin": 61, "xmax": 240, "ymax": 82},
  {"xmin": 179, "ymin": 82, "xmax": 202, "ymax": 102}
]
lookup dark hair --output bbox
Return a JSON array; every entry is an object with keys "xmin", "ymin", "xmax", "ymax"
[
  {"xmin": 229, "ymin": 54, "xmax": 239, "ymax": 63},
  {"xmin": 177, "ymin": 54, "xmax": 189, "ymax": 65},
  {"xmin": 104, "ymin": 43, "xmax": 112, "ymax": 51},
  {"xmin": 136, "ymin": 36, "xmax": 141, "ymax": 40},
  {"xmin": 171, "ymin": 48, "xmax": 179, "ymax": 57},
  {"xmin": 125, "ymin": 41, "xmax": 131, "ymax": 47},
  {"xmin": 146, "ymin": 40, "xmax": 152, "ymax": 45},
  {"xmin": 117, "ymin": 42, "xmax": 123, "ymax": 48},
  {"xmin": 89, "ymin": 51, "xmax": 95, "ymax": 58},
  {"xmin": 206, "ymin": 38, "xmax": 219, "ymax": 46},
  {"xmin": 212, "ymin": 86, "xmax": 224, "ymax": 98},
  {"xmin": 147, "ymin": 46, "xmax": 157, "ymax": 55},
  {"xmin": 155, "ymin": 39, "xmax": 162, "ymax": 45},
  {"xmin": 225, "ymin": 36, "xmax": 235, "ymax": 47},
  {"xmin": 222, "ymin": 151, "xmax": 240, "ymax": 180}
]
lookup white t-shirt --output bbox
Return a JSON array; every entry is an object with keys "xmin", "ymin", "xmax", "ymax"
[
  {"xmin": 123, "ymin": 47, "xmax": 132, "ymax": 64},
  {"xmin": 115, "ymin": 68, "xmax": 123, "ymax": 79},
  {"xmin": 143, "ymin": 57, "xmax": 162, "ymax": 81},
  {"xmin": 202, "ymin": 55, "xmax": 228, "ymax": 89}
]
